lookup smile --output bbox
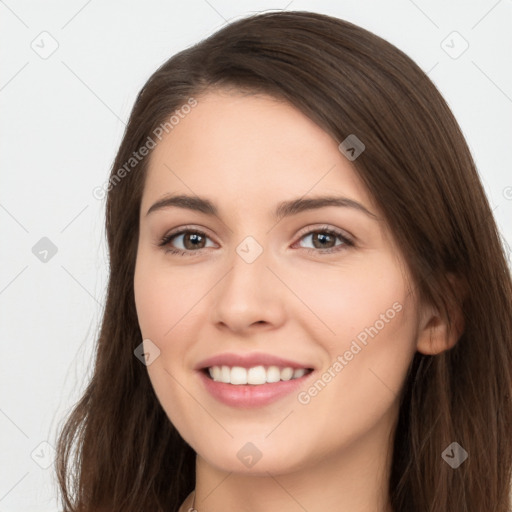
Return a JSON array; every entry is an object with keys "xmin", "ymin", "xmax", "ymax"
[
  {"xmin": 207, "ymin": 365, "xmax": 312, "ymax": 385},
  {"xmin": 198, "ymin": 366, "xmax": 315, "ymax": 408}
]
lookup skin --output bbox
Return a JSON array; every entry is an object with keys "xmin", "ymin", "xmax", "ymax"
[{"xmin": 133, "ymin": 90, "xmax": 460, "ymax": 512}]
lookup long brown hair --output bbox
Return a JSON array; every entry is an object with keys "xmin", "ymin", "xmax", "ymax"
[{"xmin": 55, "ymin": 10, "xmax": 512, "ymax": 512}]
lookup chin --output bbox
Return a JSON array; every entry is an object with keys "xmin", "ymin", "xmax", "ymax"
[{"xmin": 194, "ymin": 437, "xmax": 311, "ymax": 476}]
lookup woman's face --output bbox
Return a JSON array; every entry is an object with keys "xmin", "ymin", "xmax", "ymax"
[{"xmin": 134, "ymin": 90, "xmax": 422, "ymax": 475}]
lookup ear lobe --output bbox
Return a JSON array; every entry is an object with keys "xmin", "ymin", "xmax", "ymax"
[{"xmin": 416, "ymin": 275, "xmax": 465, "ymax": 356}]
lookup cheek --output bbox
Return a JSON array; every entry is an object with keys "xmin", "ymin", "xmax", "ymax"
[
  {"xmin": 288, "ymin": 253, "xmax": 417, "ymax": 412},
  {"xmin": 134, "ymin": 250, "xmax": 196, "ymax": 339},
  {"xmin": 133, "ymin": 252, "xmax": 201, "ymax": 433},
  {"xmin": 133, "ymin": 267, "xmax": 165, "ymax": 338},
  {"xmin": 294, "ymin": 267, "xmax": 417, "ymax": 435},
  {"xmin": 284, "ymin": 252, "xmax": 412, "ymax": 347}
]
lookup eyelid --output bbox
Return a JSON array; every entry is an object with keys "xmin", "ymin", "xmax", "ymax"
[
  {"xmin": 294, "ymin": 223, "xmax": 354, "ymax": 243},
  {"xmin": 160, "ymin": 223, "xmax": 354, "ymax": 243},
  {"xmin": 157, "ymin": 223, "xmax": 355, "ymax": 255},
  {"xmin": 160, "ymin": 224, "xmax": 217, "ymax": 243}
]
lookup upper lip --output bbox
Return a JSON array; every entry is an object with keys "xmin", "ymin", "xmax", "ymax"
[{"xmin": 195, "ymin": 352, "xmax": 315, "ymax": 371}]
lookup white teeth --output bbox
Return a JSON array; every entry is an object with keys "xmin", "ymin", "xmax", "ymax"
[
  {"xmin": 247, "ymin": 366, "xmax": 266, "ymax": 385},
  {"xmin": 221, "ymin": 365, "xmax": 230, "ymax": 382},
  {"xmin": 207, "ymin": 365, "xmax": 310, "ymax": 385},
  {"xmin": 280, "ymin": 367, "xmax": 294, "ymax": 381},
  {"xmin": 230, "ymin": 366, "xmax": 247, "ymax": 385},
  {"xmin": 267, "ymin": 365, "xmax": 281, "ymax": 383},
  {"xmin": 293, "ymin": 368, "xmax": 306, "ymax": 379},
  {"xmin": 211, "ymin": 366, "xmax": 221, "ymax": 381}
]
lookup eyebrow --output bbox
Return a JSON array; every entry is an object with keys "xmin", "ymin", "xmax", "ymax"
[{"xmin": 145, "ymin": 194, "xmax": 378, "ymax": 220}]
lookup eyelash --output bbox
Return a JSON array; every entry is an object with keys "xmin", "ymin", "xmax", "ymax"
[{"xmin": 157, "ymin": 225, "xmax": 354, "ymax": 257}]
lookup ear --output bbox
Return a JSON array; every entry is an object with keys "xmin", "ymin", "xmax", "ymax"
[{"xmin": 416, "ymin": 274, "xmax": 465, "ymax": 356}]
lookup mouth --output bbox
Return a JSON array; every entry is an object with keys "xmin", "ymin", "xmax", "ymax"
[
  {"xmin": 197, "ymin": 364, "xmax": 316, "ymax": 408},
  {"xmin": 195, "ymin": 352, "xmax": 316, "ymax": 407},
  {"xmin": 202, "ymin": 365, "xmax": 314, "ymax": 385}
]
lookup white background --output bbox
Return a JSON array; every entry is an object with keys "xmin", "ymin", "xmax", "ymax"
[{"xmin": 1, "ymin": 1, "xmax": 511, "ymax": 510}]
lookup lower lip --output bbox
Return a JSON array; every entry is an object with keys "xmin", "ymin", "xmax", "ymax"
[{"xmin": 198, "ymin": 370, "xmax": 314, "ymax": 408}]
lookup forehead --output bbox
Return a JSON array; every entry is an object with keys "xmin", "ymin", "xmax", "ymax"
[{"xmin": 142, "ymin": 90, "xmax": 377, "ymax": 217}]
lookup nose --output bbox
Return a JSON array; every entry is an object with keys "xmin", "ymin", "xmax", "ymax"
[{"xmin": 210, "ymin": 240, "xmax": 287, "ymax": 334}]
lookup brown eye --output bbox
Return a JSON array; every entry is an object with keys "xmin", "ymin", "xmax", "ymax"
[
  {"xmin": 158, "ymin": 225, "xmax": 353, "ymax": 257},
  {"xmin": 308, "ymin": 231, "xmax": 337, "ymax": 249},
  {"xmin": 158, "ymin": 228, "xmax": 215, "ymax": 256},
  {"xmin": 180, "ymin": 232, "xmax": 207, "ymax": 250},
  {"xmin": 296, "ymin": 227, "xmax": 353, "ymax": 254}
]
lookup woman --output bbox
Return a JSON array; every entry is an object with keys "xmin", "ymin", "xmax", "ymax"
[{"xmin": 55, "ymin": 10, "xmax": 512, "ymax": 512}]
